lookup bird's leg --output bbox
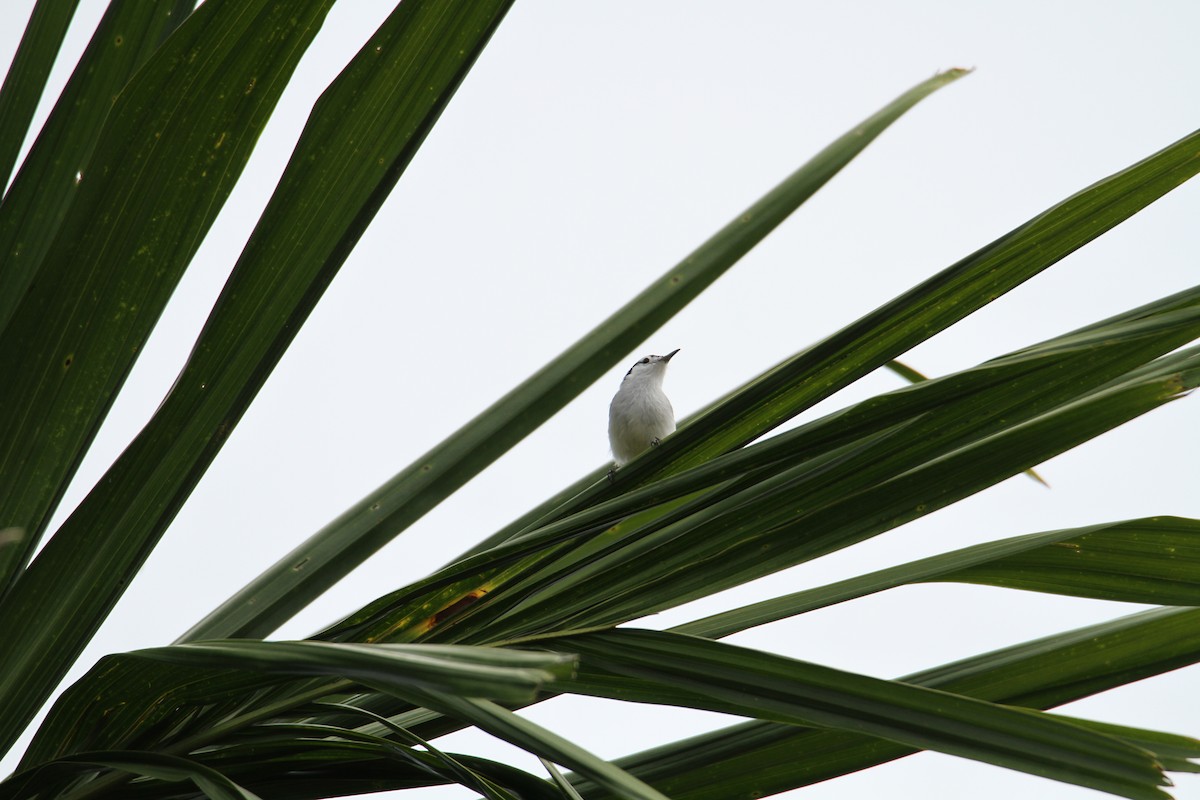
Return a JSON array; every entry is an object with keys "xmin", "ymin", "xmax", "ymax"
[{"xmin": 651, "ymin": 437, "xmax": 661, "ymax": 447}]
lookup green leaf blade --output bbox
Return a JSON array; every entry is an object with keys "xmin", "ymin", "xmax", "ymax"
[
  {"xmin": 407, "ymin": 691, "xmax": 672, "ymax": 800},
  {"xmin": 0, "ymin": 0, "xmax": 80, "ymax": 189},
  {"xmin": 0, "ymin": 1, "xmax": 190, "ymax": 339},
  {"xmin": 2, "ymin": 0, "xmax": 522, "ymax": 767},
  {"xmin": 2, "ymin": 750, "xmax": 263, "ymax": 800},
  {"xmin": 677, "ymin": 516, "xmax": 1200, "ymax": 639},
  {"xmin": 0, "ymin": 0, "xmax": 336, "ymax": 558},
  {"xmin": 573, "ymin": 609, "xmax": 1200, "ymax": 800},
  {"xmin": 133, "ymin": 640, "xmax": 576, "ymax": 706},
  {"xmin": 551, "ymin": 629, "xmax": 1169, "ymax": 799},
  {"xmin": 0, "ymin": 0, "xmax": 341, "ymax": 756}
]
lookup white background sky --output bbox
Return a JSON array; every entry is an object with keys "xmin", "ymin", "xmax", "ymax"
[{"xmin": 3, "ymin": 2, "xmax": 1200, "ymax": 799}]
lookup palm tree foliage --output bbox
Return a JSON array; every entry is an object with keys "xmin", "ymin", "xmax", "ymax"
[{"xmin": 1, "ymin": 3, "xmax": 1198, "ymax": 799}]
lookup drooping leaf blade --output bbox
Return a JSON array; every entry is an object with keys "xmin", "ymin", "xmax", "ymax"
[
  {"xmin": 545, "ymin": 628, "xmax": 1168, "ymax": 800},
  {"xmin": 401, "ymin": 689, "xmax": 672, "ymax": 800},
  {"xmin": 541, "ymin": 758, "xmax": 586, "ymax": 800},
  {"xmin": 570, "ymin": 608, "xmax": 1200, "ymax": 800},
  {"xmin": 1051, "ymin": 717, "xmax": 1200, "ymax": 775},
  {"xmin": 0, "ymin": 750, "xmax": 263, "ymax": 800},
  {"xmin": 675, "ymin": 516, "xmax": 1200, "ymax": 639},
  {"xmin": 37, "ymin": 727, "xmax": 559, "ymax": 800},
  {"xmin": 131, "ymin": 640, "xmax": 575, "ymax": 706},
  {"xmin": 312, "ymin": 701, "xmax": 526, "ymax": 800},
  {"xmin": 19, "ymin": 639, "xmax": 573, "ymax": 770}
]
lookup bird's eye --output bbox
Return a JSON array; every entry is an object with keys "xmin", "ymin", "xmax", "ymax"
[{"xmin": 639, "ymin": 357, "xmax": 650, "ymax": 364}]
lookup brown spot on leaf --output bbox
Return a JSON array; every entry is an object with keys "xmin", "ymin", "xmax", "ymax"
[{"xmin": 425, "ymin": 590, "xmax": 487, "ymax": 631}]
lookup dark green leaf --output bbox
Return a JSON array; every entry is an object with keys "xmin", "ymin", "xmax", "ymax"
[
  {"xmin": 312, "ymin": 701, "xmax": 525, "ymax": 800},
  {"xmin": 133, "ymin": 640, "xmax": 576, "ymax": 706},
  {"xmin": 676, "ymin": 516, "xmax": 1200, "ymax": 639},
  {"xmin": 401, "ymin": 688, "xmax": 672, "ymax": 800},
  {"xmin": 541, "ymin": 758, "xmax": 586, "ymax": 800},
  {"xmin": 0, "ymin": 0, "xmax": 334, "ymax": 565},
  {"xmin": 1, "ymin": 750, "xmax": 261, "ymax": 800},
  {"xmin": 884, "ymin": 359, "xmax": 1047, "ymax": 485},
  {"xmin": 1052, "ymin": 717, "xmax": 1200, "ymax": 775},
  {"xmin": 20, "ymin": 640, "xmax": 573, "ymax": 768},
  {"xmin": 0, "ymin": 0, "xmax": 80, "ymax": 188},
  {"xmin": 550, "ymin": 629, "xmax": 1168, "ymax": 800},
  {"xmin": 190, "ymin": 730, "xmax": 559, "ymax": 800},
  {"xmin": 883, "ymin": 358, "xmax": 929, "ymax": 384},
  {"xmin": 0, "ymin": 1, "xmax": 189, "ymax": 339},
  {"xmin": 572, "ymin": 608, "xmax": 1200, "ymax": 800},
  {"xmin": 0, "ymin": 0, "xmax": 193, "ymax": 596},
  {"xmin": 0, "ymin": 0, "xmax": 512, "ymax": 760},
  {"xmin": 940, "ymin": 521, "xmax": 1200, "ymax": 604},
  {"xmin": 0, "ymin": 0, "xmax": 339, "ymax": 755}
]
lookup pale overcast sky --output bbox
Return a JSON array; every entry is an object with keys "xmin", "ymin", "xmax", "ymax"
[{"xmin": 4, "ymin": 3, "xmax": 1200, "ymax": 799}]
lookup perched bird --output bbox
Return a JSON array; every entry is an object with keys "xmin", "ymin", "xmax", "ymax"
[{"xmin": 608, "ymin": 349, "xmax": 679, "ymax": 466}]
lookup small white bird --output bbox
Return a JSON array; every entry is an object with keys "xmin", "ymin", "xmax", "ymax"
[{"xmin": 608, "ymin": 349, "xmax": 679, "ymax": 466}]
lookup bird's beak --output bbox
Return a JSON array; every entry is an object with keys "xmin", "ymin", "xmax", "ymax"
[{"xmin": 664, "ymin": 348, "xmax": 680, "ymax": 361}]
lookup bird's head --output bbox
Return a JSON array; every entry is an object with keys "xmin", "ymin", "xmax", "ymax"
[{"xmin": 623, "ymin": 348, "xmax": 679, "ymax": 382}]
